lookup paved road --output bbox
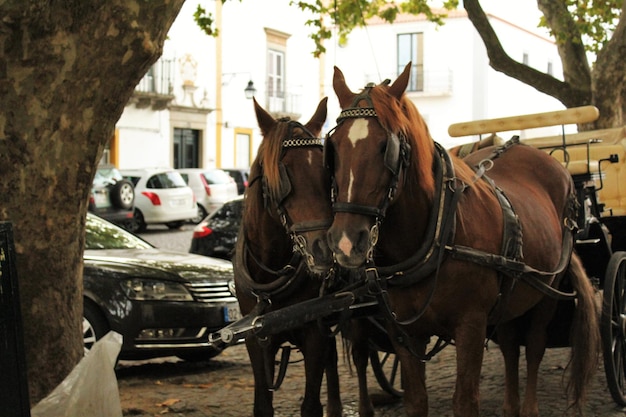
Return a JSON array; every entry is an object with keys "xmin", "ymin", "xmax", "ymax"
[{"xmin": 117, "ymin": 225, "xmax": 626, "ymax": 416}]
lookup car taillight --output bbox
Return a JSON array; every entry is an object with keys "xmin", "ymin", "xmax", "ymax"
[
  {"xmin": 200, "ymin": 175, "xmax": 211, "ymax": 196},
  {"xmin": 142, "ymin": 191, "xmax": 161, "ymax": 205},
  {"xmin": 192, "ymin": 224, "xmax": 213, "ymax": 238}
]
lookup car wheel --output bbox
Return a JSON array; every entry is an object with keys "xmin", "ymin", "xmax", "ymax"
[
  {"xmin": 166, "ymin": 221, "xmax": 184, "ymax": 229},
  {"xmin": 191, "ymin": 204, "xmax": 208, "ymax": 224},
  {"xmin": 110, "ymin": 179, "xmax": 135, "ymax": 210},
  {"xmin": 83, "ymin": 302, "xmax": 110, "ymax": 355},
  {"xmin": 129, "ymin": 209, "xmax": 146, "ymax": 233}
]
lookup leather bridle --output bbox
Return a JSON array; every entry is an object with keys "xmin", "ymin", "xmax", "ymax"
[{"xmin": 324, "ymin": 84, "xmax": 411, "ymax": 261}]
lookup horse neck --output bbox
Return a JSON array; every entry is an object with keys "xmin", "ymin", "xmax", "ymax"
[
  {"xmin": 243, "ymin": 190, "xmax": 295, "ymax": 283},
  {"xmin": 377, "ymin": 182, "xmax": 433, "ymax": 264}
]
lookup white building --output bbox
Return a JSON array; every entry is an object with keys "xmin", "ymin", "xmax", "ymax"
[{"xmin": 106, "ymin": 1, "xmax": 566, "ymax": 169}]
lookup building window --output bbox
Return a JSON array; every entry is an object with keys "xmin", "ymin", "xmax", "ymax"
[
  {"xmin": 173, "ymin": 128, "xmax": 199, "ymax": 168},
  {"xmin": 397, "ymin": 33, "xmax": 424, "ymax": 92},
  {"xmin": 268, "ymin": 49, "xmax": 285, "ymax": 101},
  {"xmin": 265, "ymin": 28, "xmax": 290, "ymax": 113}
]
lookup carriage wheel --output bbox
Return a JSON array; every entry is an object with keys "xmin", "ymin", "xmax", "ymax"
[
  {"xmin": 369, "ymin": 348, "xmax": 403, "ymax": 397},
  {"xmin": 601, "ymin": 251, "xmax": 626, "ymax": 406}
]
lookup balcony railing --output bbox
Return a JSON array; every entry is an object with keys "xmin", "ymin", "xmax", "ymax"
[
  {"xmin": 131, "ymin": 58, "xmax": 176, "ymax": 110},
  {"xmin": 365, "ymin": 68, "xmax": 453, "ymax": 96},
  {"xmin": 264, "ymin": 86, "xmax": 302, "ymax": 120}
]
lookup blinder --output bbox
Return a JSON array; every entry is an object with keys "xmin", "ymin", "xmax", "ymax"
[
  {"xmin": 385, "ymin": 132, "xmax": 401, "ymax": 175},
  {"xmin": 276, "ymin": 162, "xmax": 293, "ymax": 203},
  {"xmin": 324, "ymin": 120, "xmax": 406, "ymax": 177},
  {"xmin": 323, "ymin": 132, "xmax": 335, "ymax": 172}
]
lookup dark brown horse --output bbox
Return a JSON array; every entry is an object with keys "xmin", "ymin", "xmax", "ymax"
[
  {"xmin": 324, "ymin": 63, "xmax": 600, "ymax": 417},
  {"xmin": 233, "ymin": 97, "xmax": 341, "ymax": 417}
]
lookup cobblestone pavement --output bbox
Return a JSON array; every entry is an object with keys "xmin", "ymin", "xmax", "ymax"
[
  {"xmin": 116, "ymin": 226, "xmax": 626, "ymax": 416},
  {"xmin": 117, "ymin": 340, "xmax": 625, "ymax": 417}
]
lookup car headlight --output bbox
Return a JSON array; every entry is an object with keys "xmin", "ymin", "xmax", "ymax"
[{"xmin": 121, "ymin": 279, "xmax": 193, "ymax": 301}]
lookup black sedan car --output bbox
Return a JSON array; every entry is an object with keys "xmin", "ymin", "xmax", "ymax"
[
  {"xmin": 189, "ymin": 195, "xmax": 243, "ymax": 260},
  {"xmin": 83, "ymin": 213, "xmax": 241, "ymax": 362}
]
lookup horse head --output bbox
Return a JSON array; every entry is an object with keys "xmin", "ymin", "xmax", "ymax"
[
  {"xmin": 325, "ymin": 63, "xmax": 435, "ymax": 268},
  {"xmin": 248, "ymin": 97, "xmax": 333, "ymax": 275}
]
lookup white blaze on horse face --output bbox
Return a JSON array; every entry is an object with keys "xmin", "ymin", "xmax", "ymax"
[
  {"xmin": 338, "ymin": 231, "xmax": 353, "ymax": 257},
  {"xmin": 306, "ymin": 149, "xmax": 313, "ymax": 165},
  {"xmin": 346, "ymin": 119, "xmax": 369, "ymax": 202},
  {"xmin": 348, "ymin": 119, "xmax": 369, "ymax": 146},
  {"xmin": 347, "ymin": 171, "xmax": 355, "ymax": 202}
]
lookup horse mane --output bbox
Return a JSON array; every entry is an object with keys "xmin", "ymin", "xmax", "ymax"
[
  {"xmin": 370, "ymin": 86, "xmax": 436, "ymax": 199},
  {"xmin": 256, "ymin": 120, "xmax": 291, "ymax": 195},
  {"xmin": 370, "ymin": 85, "xmax": 483, "ymax": 200}
]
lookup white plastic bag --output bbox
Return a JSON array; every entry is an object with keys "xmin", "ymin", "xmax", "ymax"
[{"xmin": 31, "ymin": 331, "xmax": 123, "ymax": 417}]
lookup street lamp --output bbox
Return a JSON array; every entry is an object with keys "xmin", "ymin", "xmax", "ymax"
[{"xmin": 244, "ymin": 80, "xmax": 256, "ymax": 99}]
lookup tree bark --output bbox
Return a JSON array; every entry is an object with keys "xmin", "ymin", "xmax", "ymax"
[
  {"xmin": 0, "ymin": 0, "xmax": 184, "ymax": 404},
  {"xmin": 591, "ymin": 0, "xmax": 626, "ymax": 128}
]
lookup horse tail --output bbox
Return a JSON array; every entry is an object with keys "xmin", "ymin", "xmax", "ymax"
[{"xmin": 566, "ymin": 251, "xmax": 601, "ymax": 411}]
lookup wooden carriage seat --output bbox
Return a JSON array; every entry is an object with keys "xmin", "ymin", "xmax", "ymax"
[
  {"xmin": 524, "ymin": 127, "xmax": 626, "ymax": 216},
  {"xmin": 450, "ymin": 133, "xmax": 505, "ymax": 158}
]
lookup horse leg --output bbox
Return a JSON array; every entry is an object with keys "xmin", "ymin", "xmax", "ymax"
[
  {"xmin": 324, "ymin": 336, "xmax": 343, "ymax": 417},
  {"xmin": 496, "ymin": 323, "xmax": 521, "ymax": 417},
  {"xmin": 520, "ymin": 299, "xmax": 557, "ymax": 417},
  {"xmin": 300, "ymin": 327, "xmax": 330, "ymax": 417},
  {"xmin": 388, "ymin": 327, "xmax": 428, "ymax": 417},
  {"xmin": 452, "ymin": 314, "xmax": 487, "ymax": 417},
  {"xmin": 351, "ymin": 319, "xmax": 375, "ymax": 417},
  {"xmin": 246, "ymin": 337, "xmax": 277, "ymax": 417}
]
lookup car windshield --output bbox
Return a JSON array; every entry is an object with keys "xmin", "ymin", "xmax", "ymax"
[
  {"xmin": 85, "ymin": 214, "xmax": 153, "ymax": 250},
  {"xmin": 146, "ymin": 172, "xmax": 188, "ymax": 189},
  {"xmin": 93, "ymin": 166, "xmax": 123, "ymax": 187},
  {"xmin": 202, "ymin": 170, "xmax": 233, "ymax": 185},
  {"xmin": 209, "ymin": 199, "xmax": 243, "ymax": 226}
]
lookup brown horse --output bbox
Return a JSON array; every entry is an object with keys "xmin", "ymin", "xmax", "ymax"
[
  {"xmin": 233, "ymin": 97, "xmax": 341, "ymax": 417},
  {"xmin": 324, "ymin": 63, "xmax": 600, "ymax": 417}
]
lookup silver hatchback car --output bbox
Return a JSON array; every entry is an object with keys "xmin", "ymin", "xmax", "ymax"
[{"xmin": 177, "ymin": 168, "xmax": 239, "ymax": 223}]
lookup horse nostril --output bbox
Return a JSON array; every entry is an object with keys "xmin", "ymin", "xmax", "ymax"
[
  {"xmin": 356, "ymin": 229, "xmax": 370, "ymax": 253},
  {"xmin": 313, "ymin": 237, "xmax": 331, "ymax": 262}
]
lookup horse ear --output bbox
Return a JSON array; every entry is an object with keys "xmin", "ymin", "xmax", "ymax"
[
  {"xmin": 253, "ymin": 97, "xmax": 276, "ymax": 135},
  {"xmin": 305, "ymin": 97, "xmax": 328, "ymax": 134},
  {"xmin": 388, "ymin": 62, "xmax": 412, "ymax": 99},
  {"xmin": 333, "ymin": 66, "xmax": 355, "ymax": 108}
]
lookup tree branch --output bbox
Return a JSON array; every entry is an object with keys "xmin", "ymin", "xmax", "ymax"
[
  {"xmin": 536, "ymin": 0, "xmax": 591, "ymax": 89},
  {"xmin": 464, "ymin": 0, "xmax": 590, "ymax": 108}
]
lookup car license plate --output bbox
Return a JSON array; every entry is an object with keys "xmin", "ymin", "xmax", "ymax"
[
  {"xmin": 224, "ymin": 303, "xmax": 242, "ymax": 323},
  {"xmin": 93, "ymin": 191, "xmax": 110, "ymax": 208},
  {"xmin": 170, "ymin": 198, "xmax": 186, "ymax": 207}
]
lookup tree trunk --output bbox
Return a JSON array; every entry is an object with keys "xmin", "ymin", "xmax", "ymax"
[{"xmin": 0, "ymin": 0, "xmax": 184, "ymax": 404}]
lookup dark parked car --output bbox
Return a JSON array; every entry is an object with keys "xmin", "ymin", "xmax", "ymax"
[
  {"xmin": 82, "ymin": 213, "xmax": 240, "ymax": 361},
  {"xmin": 88, "ymin": 164, "xmax": 135, "ymax": 228},
  {"xmin": 190, "ymin": 196, "xmax": 243, "ymax": 260},
  {"xmin": 222, "ymin": 168, "xmax": 250, "ymax": 195}
]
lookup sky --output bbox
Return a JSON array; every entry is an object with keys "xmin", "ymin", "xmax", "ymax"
[{"xmin": 477, "ymin": 1, "xmax": 545, "ymax": 32}]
